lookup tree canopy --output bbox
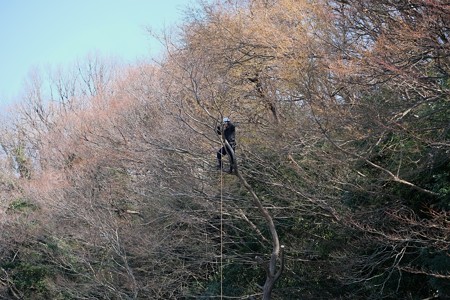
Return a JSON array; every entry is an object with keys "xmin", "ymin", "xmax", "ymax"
[{"xmin": 0, "ymin": 0, "xmax": 448, "ymax": 299}]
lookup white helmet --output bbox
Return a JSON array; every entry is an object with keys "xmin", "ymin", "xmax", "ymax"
[{"xmin": 223, "ymin": 117, "xmax": 230, "ymax": 123}]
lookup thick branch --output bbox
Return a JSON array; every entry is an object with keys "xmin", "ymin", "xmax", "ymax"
[{"xmin": 224, "ymin": 139, "xmax": 283, "ymax": 299}]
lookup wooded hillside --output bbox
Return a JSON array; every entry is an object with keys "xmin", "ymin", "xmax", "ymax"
[{"xmin": 0, "ymin": 0, "xmax": 448, "ymax": 299}]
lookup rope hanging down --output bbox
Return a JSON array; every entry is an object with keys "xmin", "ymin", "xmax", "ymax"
[
  {"xmin": 216, "ymin": 117, "xmax": 226, "ymax": 299},
  {"xmin": 220, "ymin": 158, "xmax": 224, "ymax": 299}
]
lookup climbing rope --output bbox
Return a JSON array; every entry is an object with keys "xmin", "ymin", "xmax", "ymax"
[{"xmin": 220, "ymin": 163, "xmax": 224, "ymax": 299}]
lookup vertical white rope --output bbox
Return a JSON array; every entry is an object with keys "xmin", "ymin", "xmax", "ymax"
[
  {"xmin": 216, "ymin": 117, "xmax": 225, "ymax": 299},
  {"xmin": 220, "ymin": 157, "xmax": 224, "ymax": 300}
]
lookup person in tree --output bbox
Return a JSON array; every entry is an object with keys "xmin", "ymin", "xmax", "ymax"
[{"xmin": 216, "ymin": 117, "xmax": 236, "ymax": 173}]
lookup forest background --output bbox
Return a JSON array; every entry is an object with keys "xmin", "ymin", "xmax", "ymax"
[{"xmin": 0, "ymin": 0, "xmax": 448, "ymax": 299}]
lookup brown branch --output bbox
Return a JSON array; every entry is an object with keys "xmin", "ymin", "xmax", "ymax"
[
  {"xmin": 224, "ymin": 139, "xmax": 284, "ymax": 300},
  {"xmin": 310, "ymin": 108, "xmax": 438, "ymax": 197},
  {"xmin": 401, "ymin": 266, "xmax": 450, "ymax": 279}
]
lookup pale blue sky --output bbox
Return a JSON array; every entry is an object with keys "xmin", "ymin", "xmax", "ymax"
[{"xmin": 0, "ymin": 0, "xmax": 190, "ymax": 107}]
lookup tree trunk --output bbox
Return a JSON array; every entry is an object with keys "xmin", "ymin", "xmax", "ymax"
[{"xmin": 225, "ymin": 140, "xmax": 284, "ymax": 299}]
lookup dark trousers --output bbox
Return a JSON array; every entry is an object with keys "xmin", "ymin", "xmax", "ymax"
[{"xmin": 217, "ymin": 143, "xmax": 235, "ymax": 170}]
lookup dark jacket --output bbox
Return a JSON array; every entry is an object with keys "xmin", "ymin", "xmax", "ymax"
[{"xmin": 217, "ymin": 122, "xmax": 236, "ymax": 145}]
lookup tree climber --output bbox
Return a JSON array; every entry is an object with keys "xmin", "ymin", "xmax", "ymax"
[{"xmin": 216, "ymin": 117, "xmax": 236, "ymax": 173}]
